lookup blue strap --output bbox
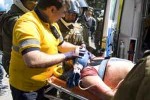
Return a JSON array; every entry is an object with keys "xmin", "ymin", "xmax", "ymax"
[{"xmin": 98, "ymin": 59, "xmax": 109, "ymax": 79}]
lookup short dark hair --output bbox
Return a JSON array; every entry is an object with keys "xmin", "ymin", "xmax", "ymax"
[{"xmin": 37, "ymin": 0, "xmax": 70, "ymax": 10}]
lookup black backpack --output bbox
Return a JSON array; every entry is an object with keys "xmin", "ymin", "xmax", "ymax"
[
  {"xmin": 0, "ymin": 12, "xmax": 20, "ymax": 74},
  {"xmin": 0, "ymin": 12, "xmax": 20, "ymax": 50}
]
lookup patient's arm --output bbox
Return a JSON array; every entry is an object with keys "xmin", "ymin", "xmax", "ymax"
[
  {"xmin": 81, "ymin": 75, "xmax": 116, "ymax": 100},
  {"xmin": 91, "ymin": 57, "xmax": 104, "ymax": 61}
]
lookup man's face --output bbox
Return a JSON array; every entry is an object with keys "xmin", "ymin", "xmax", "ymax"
[
  {"xmin": 46, "ymin": 5, "xmax": 68, "ymax": 23},
  {"xmin": 24, "ymin": 0, "xmax": 38, "ymax": 11},
  {"xmin": 64, "ymin": 12, "xmax": 77, "ymax": 22},
  {"xmin": 54, "ymin": 6, "xmax": 68, "ymax": 22},
  {"xmin": 85, "ymin": 10, "xmax": 93, "ymax": 17}
]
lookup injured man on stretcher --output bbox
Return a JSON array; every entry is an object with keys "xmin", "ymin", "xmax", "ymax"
[{"xmin": 58, "ymin": 48, "xmax": 135, "ymax": 100}]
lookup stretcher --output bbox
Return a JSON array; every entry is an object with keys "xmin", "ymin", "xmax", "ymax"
[
  {"xmin": 46, "ymin": 76, "xmax": 99, "ymax": 100},
  {"xmin": 45, "ymin": 57, "xmax": 105, "ymax": 100}
]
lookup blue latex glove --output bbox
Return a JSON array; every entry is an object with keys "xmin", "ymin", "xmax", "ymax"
[{"xmin": 75, "ymin": 49, "xmax": 90, "ymax": 68}]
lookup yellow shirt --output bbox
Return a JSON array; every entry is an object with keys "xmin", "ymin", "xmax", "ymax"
[{"xmin": 9, "ymin": 11, "xmax": 63, "ymax": 91}]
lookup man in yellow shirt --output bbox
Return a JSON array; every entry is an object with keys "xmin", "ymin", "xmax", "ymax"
[{"xmin": 9, "ymin": 0, "xmax": 86, "ymax": 99}]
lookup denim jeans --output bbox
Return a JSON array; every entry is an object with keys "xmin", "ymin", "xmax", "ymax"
[
  {"xmin": 10, "ymin": 85, "xmax": 57, "ymax": 100},
  {"xmin": 0, "ymin": 52, "xmax": 4, "ymax": 87},
  {"xmin": 0, "ymin": 64, "xmax": 4, "ymax": 87}
]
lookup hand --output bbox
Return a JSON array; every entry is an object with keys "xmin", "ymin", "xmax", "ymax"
[
  {"xmin": 88, "ymin": 52, "xmax": 96, "ymax": 60},
  {"xmin": 81, "ymin": 44, "xmax": 86, "ymax": 48},
  {"xmin": 64, "ymin": 47, "xmax": 86, "ymax": 60},
  {"xmin": 73, "ymin": 63, "xmax": 83, "ymax": 73}
]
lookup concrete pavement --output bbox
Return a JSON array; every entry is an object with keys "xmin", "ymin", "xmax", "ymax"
[{"xmin": 0, "ymin": 69, "xmax": 13, "ymax": 100}]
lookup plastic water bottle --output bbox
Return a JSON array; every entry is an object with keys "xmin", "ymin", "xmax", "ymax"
[{"xmin": 119, "ymin": 41, "xmax": 125, "ymax": 58}]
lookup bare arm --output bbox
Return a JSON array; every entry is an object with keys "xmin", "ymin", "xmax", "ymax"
[
  {"xmin": 23, "ymin": 41, "xmax": 80, "ymax": 68},
  {"xmin": 81, "ymin": 75, "xmax": 115, "ymax": 100},
  {"xmin": 23, "ymin": 41, "xmax": 85, "ymax": 68},
  {"xmin": 23, "ymin": 50, "xmax": 66, "ymax": 68}
]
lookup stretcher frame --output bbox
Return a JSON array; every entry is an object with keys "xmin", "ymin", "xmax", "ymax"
[{"xmin": 46, "ymin": 76, "xmax": 99, "ymax": 100}]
